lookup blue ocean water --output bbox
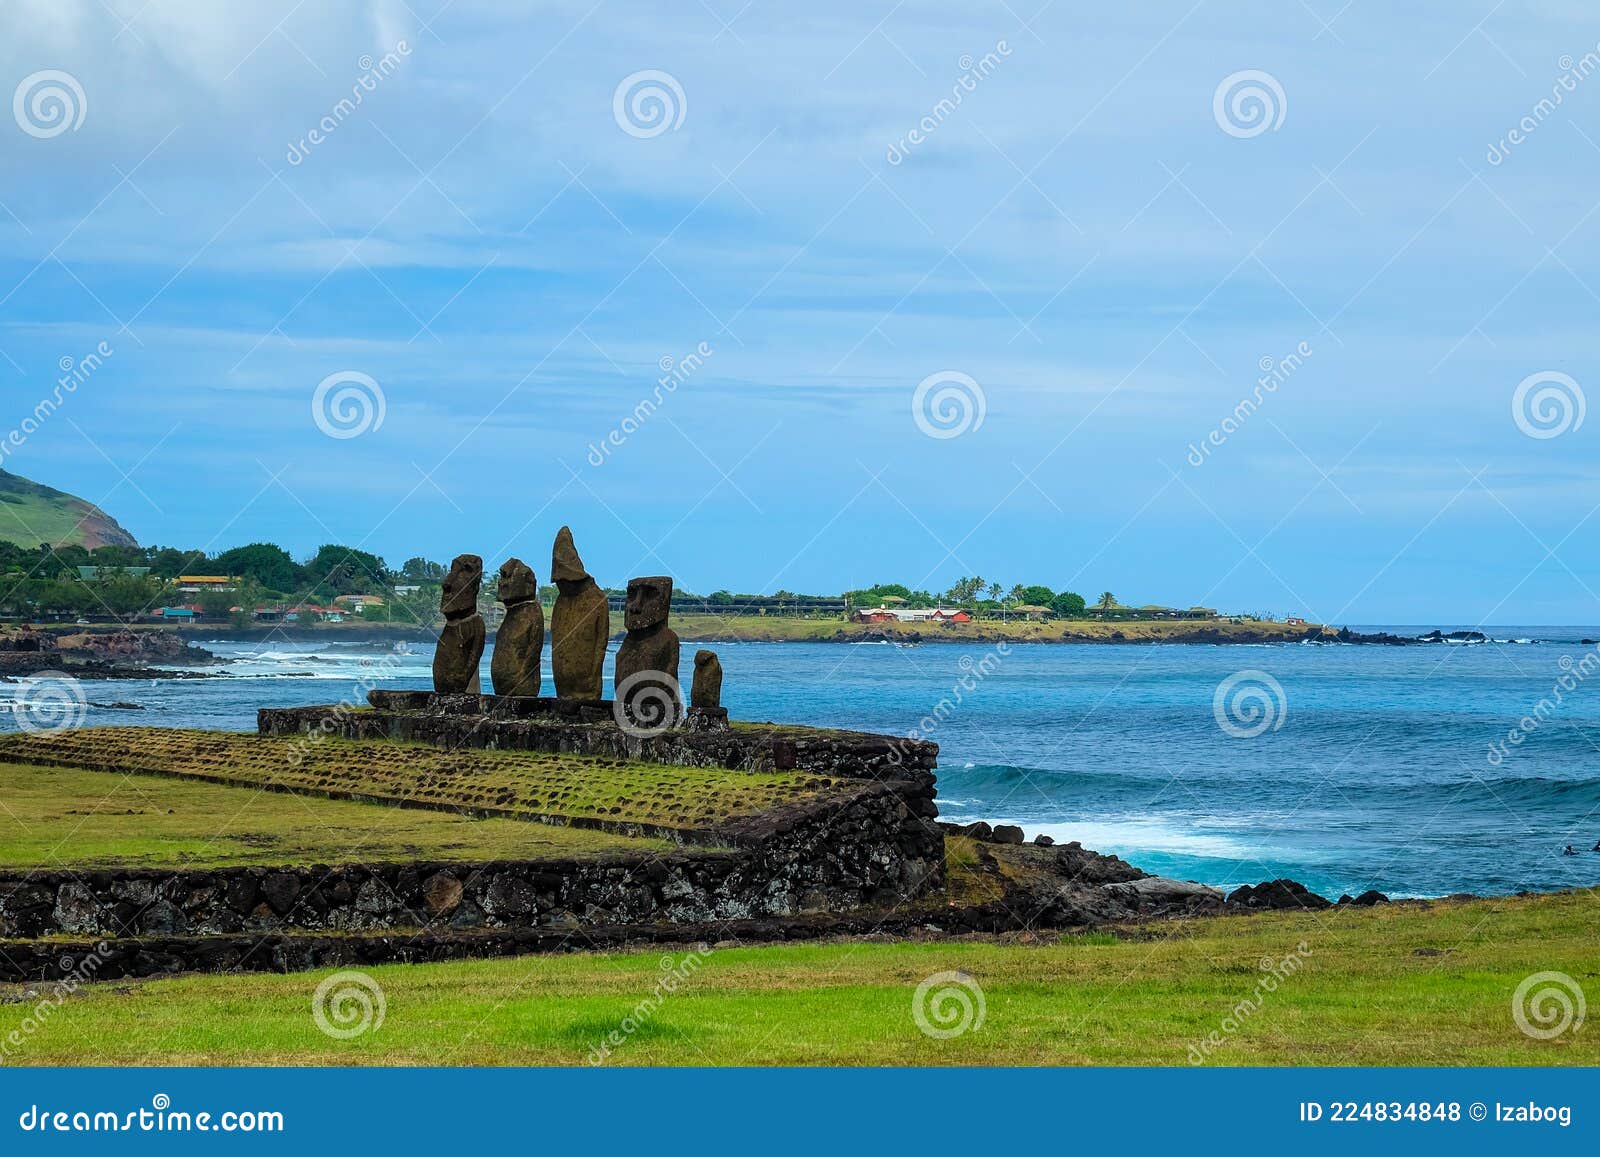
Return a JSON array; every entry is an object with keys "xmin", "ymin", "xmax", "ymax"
[{"xmin": 8, "ymin": 630, "xmax": 1600, "ymax": 900}]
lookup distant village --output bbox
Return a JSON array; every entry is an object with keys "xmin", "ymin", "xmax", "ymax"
[{"xmin": 0, "ymin": 539, "xmax": 1294, "ymax": 627}]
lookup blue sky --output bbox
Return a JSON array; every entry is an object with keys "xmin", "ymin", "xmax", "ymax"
[{"xmin": 3, "ymin": 1, "xmax": 1599, "ymax": 622}]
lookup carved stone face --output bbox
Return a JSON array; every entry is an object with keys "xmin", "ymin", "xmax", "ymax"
[
  {"xmin": 498, "ymin": 558, "xmax": 537, "ymax": 604},
  {"xmin": 439, "ymin": 554, "xmax": 483, "ymax": 618},
  {"xmin": 624, "ymin": 576, "xmax": 672, "ymax": 631}
]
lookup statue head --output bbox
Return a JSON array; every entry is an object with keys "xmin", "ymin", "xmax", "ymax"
[
  {"xmin": 624, "ymin": 575, "xmax": 673, "ymax": 631},
  {"xmin": 550, "ymin": 525, "xmax": 589, "ymax": 585},
  {"xmin": 498, "ymin": 558, "xmax": 537, "ymax": 605},
  {"xmin": 439, "ymin": 553, "xmax": 483, "ymax": 619}
]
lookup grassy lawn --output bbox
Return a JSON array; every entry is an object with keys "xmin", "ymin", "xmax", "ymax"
[
  {"xmin": 0, "ymin": 761, "xmax": 667, "ymax": 869},
  {"xmin": 6, "ymin": 891, "xmax": 1595, "ymax": 1065},
  {"xmin": 0, "ymin": 729, "xmax": 847, "ymax": 832},
  {"xmin": 668, "ymin": 614, "xmax": 1315, "ymax": 644}
]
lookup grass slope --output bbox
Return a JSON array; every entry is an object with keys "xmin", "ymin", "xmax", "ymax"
[
  {"xmin": 5, "ymin": 892, "xmax": 1593, "ymax": 1065},
  {"xmin": 0, "ymin": 469, "xmax": 137, "ymax": 549},
  {"xmin": 667, "ymin": 614, "xmax": 1317, "ymax": 644},
  {"xmin": 0, "ymin": 761, "xmax": 666, "ymax": 869},
  {"xmin": 0, "ymin": 728, "xmax": 846, "ymax": 832}
]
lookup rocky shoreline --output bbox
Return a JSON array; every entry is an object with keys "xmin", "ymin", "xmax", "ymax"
[{"xmin": 0, "ymin": 627, "xmax": 218, "ymax": 681}]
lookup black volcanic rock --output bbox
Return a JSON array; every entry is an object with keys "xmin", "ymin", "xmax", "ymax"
[{"xmin": 1226, "ymin": 878, "xmax": 1332, "ymax": 910}]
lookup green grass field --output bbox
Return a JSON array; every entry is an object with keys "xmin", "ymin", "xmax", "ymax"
[
  {"xmin": 667, "ymin": 614, "xmax": 1316, "ymax": 644},
  {"xmin": 4, "ymin": 891, "xmax": 1592, "ymax": 1065},
  {"xmin": 0, "ymin": 468, "xmax": 135, "ymax": 549},
  {"xmin": 0, "ymin": 728, "xmax": 847, "ymax": 832},
  {"xmin": 0, "ymin": 761, "xmax": 667, "ymax": 869}
]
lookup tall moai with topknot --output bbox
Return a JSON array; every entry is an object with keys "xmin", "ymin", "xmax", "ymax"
[
  {"xmin": 490, "ymin": 557, "xmax": 544, "ymax": 697},
  {"xmin": 549, "ymin": 526, "xmax": 609, "ymax": 700},
  {"xmin": 433, "ymin": 553, "xmax": 485, "ymax": 694}
]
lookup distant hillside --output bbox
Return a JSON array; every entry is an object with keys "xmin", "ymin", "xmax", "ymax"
[{"xmin": 0, "ymin": 469, "xmax": 138, "ymax": 550}]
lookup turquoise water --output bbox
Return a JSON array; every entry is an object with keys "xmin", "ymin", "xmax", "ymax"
[{"xmin": 10, "ymin": 631, "xmax": 1600, "ymax": 900}]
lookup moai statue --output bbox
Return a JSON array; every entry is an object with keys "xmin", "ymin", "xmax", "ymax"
[
  {"xmin": 690, "ymin": 649, "xmax": 722, "ymax": 709},
  {"xmin": 613, "ymin": 576, "xmax": 681, "ymax": 730},
  {"xmin": 432, "ymin": 553, "xmax": 485, "ymax": 694},
  {"xmin": 490, "ymin": 557, "xmax": 544, "ymax": 697},
  {"xmin": 549, "ymin": 526, "xmax": 609, "ymax": 700}
]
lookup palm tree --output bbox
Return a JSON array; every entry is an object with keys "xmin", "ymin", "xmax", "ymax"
[{"xmin": 1099, "ymin": 591, "xmax": 1116, "ymax": 610}]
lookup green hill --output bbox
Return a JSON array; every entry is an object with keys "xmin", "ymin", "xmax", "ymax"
[{"xmin": 0, "ymin": 469, "xmax": 137, "ymax": 549}]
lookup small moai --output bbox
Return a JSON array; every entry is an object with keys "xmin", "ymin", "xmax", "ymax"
[
  {"xmin": 690, "ymin": 649, "xmax": 722, "ymax": 708},
  {"xmin": 613, "ymin": 576, "xmax": 681, "ymax": 727},
  {"xmin": 432, "ymin": 553, "xmax": 485, "ymax": 694},
  {"xmin": 549, "ymin": 526, "xmax": 609, "ymax": 700},
  {"xmin": 490, "ymin": 557, "xmax": 544, "ymax": 697}
]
